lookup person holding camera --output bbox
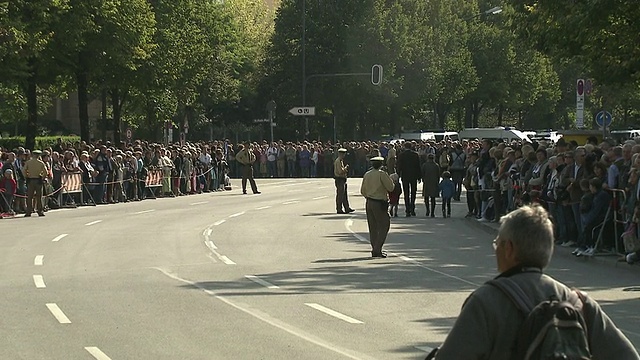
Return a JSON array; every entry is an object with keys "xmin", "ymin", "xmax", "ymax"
[{"xmin": 23, "ymin": 150, "xmax": 48, "ymax": 217}]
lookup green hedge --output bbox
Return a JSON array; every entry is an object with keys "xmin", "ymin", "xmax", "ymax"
[{"xmin": 0, "ymin": 136, "xmax": 81, "ymax": 151}]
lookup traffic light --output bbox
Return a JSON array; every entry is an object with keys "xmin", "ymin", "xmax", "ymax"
[
  {"xmin": 371, "ymin": 64, "xmax": 383, "ymax": 86},
  {"xmin": 576, "ymin": 79, "xmax": 584, "ymax": 96}
]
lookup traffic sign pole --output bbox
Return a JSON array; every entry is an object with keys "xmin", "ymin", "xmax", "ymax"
[{"xmin": 576, "ymin": 79, "xmax": 585, "ymax": 128}]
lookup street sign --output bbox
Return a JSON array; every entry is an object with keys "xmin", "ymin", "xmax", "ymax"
[
  {"xmin": 126, "ymin": 128, "xmax": 132, "ymax": 140},
  {"xmin": 371, "ymin": 64, "xmax": 383, "ymax": 86},
  {"xmin": 271, "ymin": 122, "xmax": 277, "ymax": 127},
  {"xmin": 253, "ymin": 118, "xmax": 269, "ymax": 123},
  {"xmin": 576, "ymin": 79, "xmax": 585, "ymax": 128},
  {"xmin": 289, "ymin": 107, "xmax": 315, "ymax": 116},
  {"xmin": 576, "ymin": 79, "xmax": 584, "ymax": 96},
  {"xmin": 595, "ymin": 111, "xmax": 612, "ymax": 127}
]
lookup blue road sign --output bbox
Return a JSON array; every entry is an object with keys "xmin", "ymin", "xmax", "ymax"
[{"xmin": 595, "ymin": 111, "xmax": 612, "ymax": 127}]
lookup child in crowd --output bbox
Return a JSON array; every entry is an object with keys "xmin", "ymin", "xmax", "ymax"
[
  {"xmin": 439, "ymin": 171, "xmax": 455, "ymax": 218},
  {"xmin": 0, "ymin": 169, "xmax": 17, "ymax": 215},
  {"xmin": 388, "ymin": 172, "xmax": 402, "ymax": 217}
]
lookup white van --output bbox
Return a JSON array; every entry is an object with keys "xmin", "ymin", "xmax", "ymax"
[
  {"xmin": 433, "ymin": 131, "xmax": 459, "ymax": 142},
  {"xmin": 459, "ymin": 127, "xmax": 531, "ymax": 142},
  {"xmin": 610, "ymin": 130, "xmax": 640, "ymax": 143},
  {"xmin": 398, "ymin": 132, "xmax": 436, "ymax": 141}
]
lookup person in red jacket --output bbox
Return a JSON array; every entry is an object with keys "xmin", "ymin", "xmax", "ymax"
[{"xmin": 0, "ymin": 169, "xmax": 17, "ymax": 214}]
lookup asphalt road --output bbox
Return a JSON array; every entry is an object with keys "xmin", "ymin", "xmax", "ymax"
[{"xmin": 1, "ymin": 178, "xmax": 639, "ymax": 359}]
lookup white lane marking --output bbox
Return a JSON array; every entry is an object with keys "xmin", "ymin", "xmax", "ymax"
[
  {"xmin": 85, "ymin": 347, "xmax": 112, "ymax": 360},
  {"xmin": 190, "ymin": 201, "xmax": 208, "ymax": 206},
  {"xmin": 214, "ymin": 220, "xmax": 226, "ymax": 226},
  {"xmin": 205, "ymin": 229, "xmax": 213, "ymax": 237},
  {"xmin": 219, "ymin": 256, "xmax": 236, "ymax": 265},
  {"xmin": 256, "ymin": 205, "xmax": 272, "ymax": 210},
  {"xmin": 229, "ymin": 211, "xmax": 246, "ymax": 218},
  {"xmin": 154, "ymin": 268, "xmax": 372, "ymax": 360},
  {"xmin": 134, "ymin": 209, "xmax": 155, "ymax": 215},
  {"xmin": 34, "ymin": 255, "xmax": 44, "ymax": 266},
  {"xmin": 312, "ymin": 196, "xmax": 328, "ymax": 200},
  {"xmin": 46, "ymin": 303, "xmax": 71, "ymax": 324},
  {"xmin": 85, "ymin": 220, "xmax": 102, "ymax": 226},
  {"xmin": 344, "ymin": 219, "xmax": 479, "ymax": 287},
  {"xmin": 52, "ymin": 234, "xmax": 68, "ymax": 242},
  {"xmin": 33, "ymin": 275, "xmax": 46, "ymax": 288},
  {"xmin": 282, "ymin": 200, "xmax": 300, "ymax": 205},
  {"xmin": 205, "ymin": 240, "xmax": 218, "ymax": 251},
  {"xmin": 245, "ymin": 275, "xmax": 279, "ymax": 289},
  {"xmin": 305, "ymin": 303, "xmax": 363, "ymax": 324},
  {"xmin": 415, "ymin": 346, "xmax": 434, "ymax": 353}
]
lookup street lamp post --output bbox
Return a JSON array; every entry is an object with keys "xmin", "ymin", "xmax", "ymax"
[{"xmin": 301, "ymin": 0, "xmax": 307, "ymax": 137}]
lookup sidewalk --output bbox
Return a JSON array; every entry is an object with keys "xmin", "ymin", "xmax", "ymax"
[{"xmin": 464, "ymin": 215, "xmax": 640, "ymax": 273}]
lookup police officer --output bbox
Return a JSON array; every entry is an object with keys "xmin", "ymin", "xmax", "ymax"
[
  {"xmin": 235, "ymin": 142, "xmax": 260, "ymax": 195},
  {"xmin": 360, "ymin": 156, "xmax": 395, "ymax": 258},
  {"xmin": 23, "ymin": 150, "xmax": 47, "ymax": 217},
  {"xmin": 334, "ymin": 148, "xmax": 354, "ymax": 214}
]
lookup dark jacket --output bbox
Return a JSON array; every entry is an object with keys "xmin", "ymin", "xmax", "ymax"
[
  {"xmin": 397, "ymin": 149, "xmax": 421, "ymax": 182},
  {"xmin": 583, "ymin": 189, "xmax": 612, "ymax": 227},
  {"xmin": 421, "ymin": 160, "xmax": 441, "ymax": 198}
]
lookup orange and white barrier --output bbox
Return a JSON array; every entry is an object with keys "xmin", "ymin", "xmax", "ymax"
[{"xmin": 145, "ymin": 169, "xmax": 163, "ymax": 188}]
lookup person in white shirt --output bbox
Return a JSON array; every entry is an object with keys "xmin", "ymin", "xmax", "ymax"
[{"xmin": 266, "ymin": 143, "xmax": 278, "ymax": 178}]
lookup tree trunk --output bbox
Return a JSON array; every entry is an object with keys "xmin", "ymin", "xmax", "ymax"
[
  {"xmin": 25, "ymin": 57, "xmax": 38, "ymax": 150},
  {"xmin": 497, "ymin": 104, "xmax": 504, "ymax": 126},
  {"xmin": 464, "ymin": 101, "xmax": 473, "ymax": 129},
  {"xmin": 111, "ymin": 87, "xmax": 122, "ymax": 145},
  {"xmin": 101, "ymin": 89, "xmax": 108, "ymax": 141},
  {"xmin": 77, "ymin": 53, "xmax": 90, "ymax": 142}
]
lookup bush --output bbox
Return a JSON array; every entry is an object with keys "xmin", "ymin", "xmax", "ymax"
[{"xmin": 0, "ymin": 136, "xmax": 81, "ymax": 151}]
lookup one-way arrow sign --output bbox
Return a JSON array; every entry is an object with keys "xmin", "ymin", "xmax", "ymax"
[{"xmin": 289, "ymin": 107, "xmax": 315, "ymax": 116}]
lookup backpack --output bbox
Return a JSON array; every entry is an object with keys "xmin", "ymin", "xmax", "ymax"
[{"xmin": 488, "ymin": 277, "xmax": 592, "ymax": 360}]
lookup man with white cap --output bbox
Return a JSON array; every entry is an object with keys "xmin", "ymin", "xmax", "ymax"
[
  {"xmin": 334, "ymin": 148, "xmax": 354, "ymax": 214},
  {"xmin": 23, "ymin": 150, "xmax": 47, "ymax": 217},
  {"xmin": 361, "ymin": 156, "xmax": 395, "ymax": 257}
]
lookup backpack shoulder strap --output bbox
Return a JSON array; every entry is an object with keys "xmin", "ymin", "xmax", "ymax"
[{"xmin": 487, "ymin": 277, "xmax": 536, "ymax": 315}]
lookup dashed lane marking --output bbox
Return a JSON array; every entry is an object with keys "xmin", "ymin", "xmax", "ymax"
[
  {"xmin": 85, "ymin": 220, "xmax": 103, "ymax": 226},
  {"xmin": 154, "ymin": 268, "xmax": 372, "ymax": 360},
  {"xmin": 256, "ymin": 206, "xmax": 272, "ymax": 210},
  {"xmin": 305, "ymin": 303, "xmax": 363, "ymax": 324},
  {"xmin": 46, "ymin": 303, "xmax": 71, "ymax": 324},
  {"xmin": 52, "ymin": 234, "xmax": 68, "ymax": 242},
  {"xmin": 219, "ymin": 256, "xmax": 236, "ymax": 265},
  {"xmin": 282, "ymin": 200, "xmax": 300, "ymax": 205},
  {"xmin": 134, "ymin": 209, "xmax": 155, "ymax": 215},
  {"xmin": 312, "ymin": 196, "xmax": 328, "ymax": 200},
  {"xmin": 245, "ymin": 275, "xmax": 279, "ymax": 289},
  {"xmin": 214, "ymin": 220, "xmax": 226, "ymax": 226},
  {"xmin": 190, "ymin": 201, "xmax": 208, "ymax": 206},
  {"xmin": 34, "ymin": 255, "xmax": 44, "ymax": 266},
  {"xmin": 229, "ymin": 211, "xmax": 246, "ymax": 218},
  {"xmin": 33, "ymin": 275, "xmax": 46, "ymax": 288},
  {"xmin": 85, "ymin": 347, "xmax": 112, "ymax": 360}
]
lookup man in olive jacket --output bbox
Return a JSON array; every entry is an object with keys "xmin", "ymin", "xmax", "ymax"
[{"xmin": 434, "ymin": 205, "xmax": 638, "ymax": 360}]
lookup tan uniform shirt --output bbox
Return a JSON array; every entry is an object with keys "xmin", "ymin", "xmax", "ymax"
[
  {"xmin": 236, "ymin": 149, "xmax": 255, "ymax": 165},
  {"xmin": 360, "ymin": 168, "xmax": 394, "ymax": 201},
  {"xmin": 23, "ymin": 158, "xmax": 47, "ymax": 179},
  {"xmin": 334, "ymin": 157, "xmax": 348, "ymax": 178}
]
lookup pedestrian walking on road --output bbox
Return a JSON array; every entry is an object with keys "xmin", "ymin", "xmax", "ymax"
[
  {"xmin": 334, "ymin": 148, "xmax": 354, "ymax": 214},
  {"xmin": 23, "ymin": 150, "xmax": 47, "ymax": 217},
  {"xmin": 439, "ymin": 171, "xmax": 455, "ymax": 218},
  {"xmin": 432, "ymin": 204, "xmax": 639, "ymax": 360},
  {"xmin": 235, "ymin": 142, "xmax": 260, "ymax": 195},
  {"xmin": 421, "ymin": 153, "xmax": 440, "ymax": 217},
  {"xmin": 360, "ymin": 156, "xmax": 395, "ymax": 258},
  {"xmin": 397, "ymin": 142, "xmax": 421, "ymax": 217}
]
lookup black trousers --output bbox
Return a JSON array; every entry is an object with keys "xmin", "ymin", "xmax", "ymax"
[
  {"xmin": 402, "ymin": 179, "xmax": 418, "ymax": 213},
  {"xmin": 335, "ymin": 178, "xmax": 350, "ymax": 212}
]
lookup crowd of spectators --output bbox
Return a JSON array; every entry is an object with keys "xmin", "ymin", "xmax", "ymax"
[{"xmin": 2, "ymin": 135, "xmax": 640, "ymax": 264}]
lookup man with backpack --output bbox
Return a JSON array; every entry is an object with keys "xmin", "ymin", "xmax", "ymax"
[{"xmin": 431, "ymin": 204, "xmax": 638, "ymax": 360}]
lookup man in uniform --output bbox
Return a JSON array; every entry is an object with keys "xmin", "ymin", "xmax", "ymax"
[
  {"xmin": 235, "ymin": 142, "xmax": 260, "ymax": 195},
  {"xmin": 23, "ymin": 150, "xmax": 47, "ymax": 217},
  {"xmin": 334, "ymin": 148, "xmax": 354, "ymax": 214},
  {"xmin": 360, "ymin": 156, "xmax": 395, "ymax": 258}
]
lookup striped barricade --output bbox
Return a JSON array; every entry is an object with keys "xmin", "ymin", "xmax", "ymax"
[
  {"xmin": 60, "ymin": 172, "xmax": 84, "ymax": 205},
  {"xmin": 145, "ymin": 169, "xmax": 163, "ymax": 188}
]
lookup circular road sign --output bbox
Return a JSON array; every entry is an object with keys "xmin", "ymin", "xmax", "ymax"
[{"xmin": 595, "ymin": 111, "xmax": 612, "ymax": 127}]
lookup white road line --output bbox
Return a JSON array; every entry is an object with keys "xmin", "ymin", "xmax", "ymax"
[
  {"xmin": 52, "ymin": 234, "xmax": 68, "ymax": 242},
  {"xmin": 85, "ymin": 347, "xmax": 112, "ymax": 360},
  {"xmin": 415, "ymin": 346, "xmax": 434, "ymax": 353},
  {"xmin": 33, "ymin": 275, "xmax": 46, "ymax": 288},
  {"xmin": 134, "ymin": 209, "xmax": 155, "ymax": 215},
  {"xmin": 153, "ymin": 268, "xmax": 372, "ymax": 360},
  {"xmin": 256, "ymin": 205, "xmax": 272, "ymax": 210},
  {"xmin": 245, "ymin": 275, "xmax": 279, "ymax": 289},
  {"xmin": 344, "ymin": 219, "xmax": 479, "ymax": 287},
  {"xmin": 46, "ymin": 303, "xmax": 71, "ymax": 324},
  {"xmin": 205, "ymin": 229, "xmax": 213, "ymax": 237},
  {"xmin": 85, "ymin": 220, "xmax": 102, "ymax": 226},
  {"xmin": 205, "ymin": 240, "xmax": 218, "ymax": 251},
  {"xmin": 214, "ymin": 220, "xmax": 226, "ymax": 226},
  {"xmin": 282, "ymin": 200, "xmax": 300, "ymax": 205},
  {"xmin": 312, "ymin": 196, "xmax": 328, "ymax": 200},
  {"xmin": 34, "ymin": 255, "xmax": 44, "ymax": 266},
  {"xmin": 305, "ymin": 303, "xmax": 363, "ymax": 324},
  {"xmin": 229, "ymin": 211, "xmax": 246, "ymax": 218},
  {"xmin": 219, "ymin": 256, "xmax": 236, "ymax": 265},
  {"xmin": 190, "ymin": 201, "xmax": 208, "ymax": 206}
]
